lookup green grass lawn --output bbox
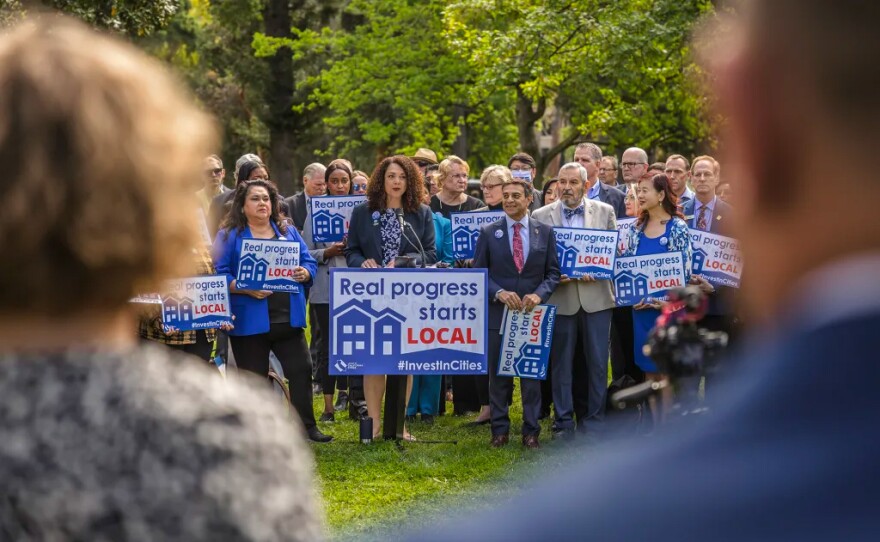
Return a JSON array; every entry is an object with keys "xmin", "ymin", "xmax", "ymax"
[{"xmin": 308, "ymin": 387, "xmax": 578, "ymax": 540}]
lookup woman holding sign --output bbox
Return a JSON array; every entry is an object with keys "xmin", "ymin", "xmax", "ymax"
[
  {"xmin": 213, "ymin": 179, "xmax": 332, "ymax": 443},
  {"xmin": 304, "ymin": 161, "xmax": 354, "ymax": 422},
  {"xmin": 619, "ymin": 174, "xmax": 693, "ymax": 378},
  {"xmin": 346, "ymin": 155, "xmax": 437, "ymax": 439}
]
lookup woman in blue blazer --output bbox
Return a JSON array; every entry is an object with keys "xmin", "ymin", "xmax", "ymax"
[
  {"xmin": 213, "ymin": 179, "xmax": 330, "ymax": 443},
  {"xmin": 345, "ymin": 155, "xmax": 437, "ymax": 439}
]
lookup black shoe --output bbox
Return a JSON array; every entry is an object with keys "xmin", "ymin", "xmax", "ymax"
[
  {"xmin": 334, "ymin": 391, "xmax": 349, "ymax": 412},
  {"xmin": 307, "ymin": 427, "xmax": 333, "ymax": 443},
  {"xmin": 319, "ymin": 412, "xmax": 335, "ymax": 422},
  {"xmin": 421, "ymin": 415, "xmax": 435, "ymax": 425}
]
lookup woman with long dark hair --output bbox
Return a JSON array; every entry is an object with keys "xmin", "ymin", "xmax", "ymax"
[
  {"xmin": 618, "ymin": 174, "xmax": 692, "ymax": 379},
  {"xmin": 304, "ymin": 161, "xmax": 353, "ymax": 421},
  {"xmin": 345, "ymin": 155, "xmax": 437, "ymax": 439},
  {"xmin": 213, "ymin": 179, "xmax": 331, "ymax": 442}
]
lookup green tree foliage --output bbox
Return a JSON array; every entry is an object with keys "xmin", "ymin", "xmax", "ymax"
[
  {"xmin": 298, "ymin": 0, "xmax": 518, "ymax": 172},
  {"xmin": 4, "ymin": 0, "xmax": 179, "ymax": 35},
  {"xmin": 444, "ymin": 0, "xmax": 716, "ymax": 179}
]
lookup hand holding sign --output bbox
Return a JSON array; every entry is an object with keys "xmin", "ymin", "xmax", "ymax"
[
  {"xmin": 497, "ymin": 290, "xmax": 523, "ymax": 311},
  {"xmin": 522, "ymin": 293, "xmax": 542, "ymax": 312}
]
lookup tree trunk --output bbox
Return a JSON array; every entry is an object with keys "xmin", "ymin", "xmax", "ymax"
[
  {"xmin": 262, "ymin": 0, "xmax": 296, "ymax": 194},
  {"xmin": 514, "ymin": 88, "xmax": 543, "ymax": 163}
]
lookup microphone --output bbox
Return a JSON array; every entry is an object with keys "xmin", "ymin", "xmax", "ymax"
[{"xmin": 396, "ymin": 209, "xmax": 428, "ymax": 268}]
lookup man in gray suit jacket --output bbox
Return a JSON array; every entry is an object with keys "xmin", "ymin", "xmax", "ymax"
[{"xmin": 532, "ymin": 162, "xmax": 617, "ymax": 438}]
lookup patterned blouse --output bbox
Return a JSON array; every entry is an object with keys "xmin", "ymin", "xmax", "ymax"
[
  {"xmin": 379, "ymin": 209, "xmax": 402, "ymax": 266},
  {"xmin": 0, "ymin": 345, "xmax": 322, "ymax": 541},
  {"xmin": 618, "ymin": 216, "xmax": 693, "ymax": 281}
]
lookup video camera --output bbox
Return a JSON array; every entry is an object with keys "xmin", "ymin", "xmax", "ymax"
[{"xmin": 611, "ymin": 286, "xmax": 728, "ymax": 416}]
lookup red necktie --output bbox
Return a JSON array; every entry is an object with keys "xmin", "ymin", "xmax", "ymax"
[
  {"xmin": 697, "ymin": 206, "xmax": 709, "ymax": 231},
  {"xmin": 513, "ymin": 223, "xmax": 524, "ymax": 273}
]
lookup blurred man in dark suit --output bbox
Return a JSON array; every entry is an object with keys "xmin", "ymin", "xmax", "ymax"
[
  {"xmin": 410, "ymin": 1, "xmax": 880, "ymax": 539},
  {"xmin": 473, "ymin": 177, "xmax": 560, "ymax": 449}
]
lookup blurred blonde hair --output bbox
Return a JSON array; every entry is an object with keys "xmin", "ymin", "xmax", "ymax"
[
  {"xmin": 436, "ymin": 155, "xmax": 470, "ymax": 187},
  {"xmin": 0, "ymin": 17, "xmax": 217, "ymax": 314},
  {"xmin": 479, "ymin": 165, "xmax": 513, "ymax": 186}
]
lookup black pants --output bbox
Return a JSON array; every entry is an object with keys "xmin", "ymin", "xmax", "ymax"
[
  {"xmin": 231, "ymin": 324, "xmax": 316, "ymax": 430},
  {"xmin": 168, "ymin": 330, "xmax": 213, "ymax": 363},
  {"xmin": 610, "ymin": 306, "xmax": 644, "ymax": 383},
  {"xmin": 309, "ymin": 304, "xmax": 320, "ymax": 383},
  {"xmin": 312, "ymin": 303, "xmax": 347, "ymax": 394}
]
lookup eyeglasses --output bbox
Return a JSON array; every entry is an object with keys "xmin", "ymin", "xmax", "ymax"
[
  {"xmin": 598, "ymin": 167, "xmax": 617, "ymax": 173},
  {"xmin": 620, "ymin": 162, "xmax": 646, "ymax": 169},
  {"xmin": 481, "ymin": 182, "xmax": 502, "ymax": 191},
  {"xmin": 352, "ymin": 183, "xmax": 367, "ymax": 191},
  {"xmin": 204, "ymin": 168, "xmax": 223, "ymax": 176}
]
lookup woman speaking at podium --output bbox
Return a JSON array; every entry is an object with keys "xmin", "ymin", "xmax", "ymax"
[{"xmin": 346, "ymin": 156, "xmax": 437, "ymax": 439}]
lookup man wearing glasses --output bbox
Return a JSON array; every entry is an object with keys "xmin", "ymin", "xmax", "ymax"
[
  {"xmin": 196, "ymin": 154, "xmax": 230, "ymax": 215},
  {"xmin": 410, "ymin": 148, "xmax": 441, "ymax": 196},
  {"xmin": 599, "ymin": 155, "xmax": 623, "ymax": 191}
]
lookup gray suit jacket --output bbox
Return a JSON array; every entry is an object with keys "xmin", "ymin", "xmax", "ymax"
[{"xmin": 531, "ymin": 197, "xmax": 617, "ymax": 315}]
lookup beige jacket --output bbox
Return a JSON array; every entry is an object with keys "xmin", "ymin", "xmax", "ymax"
[{"xmin": 531, "ymin": 198, "xmax": 617, "ymax": 315}]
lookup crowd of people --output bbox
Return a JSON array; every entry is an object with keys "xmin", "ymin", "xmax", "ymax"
[
  {"xmin": 141, "ymin": 133, "xmax": 739, "ymax": 448},
  {"xmin": 5, "ymin": 1, "xmax": 880, "ymax": 539}
]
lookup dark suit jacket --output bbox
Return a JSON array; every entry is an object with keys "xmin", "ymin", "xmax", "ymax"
[
  {"xmin": 472, "ymin": 217, "xmax": 560, "ymax": 329},
  {"xmin": 284, "ymin": 192, "xmax": 308, "ymax": 232},
  {"xmin": 344, "ymin": 203, "xmax": 437, "ymax": 268},
  {"xmin": 596, "ymin": 181, "xmax": 627, "ymax": 220},
  {"xmin": 209, "ymin": 189, "xmax": 291, "ymax": 238},
  {"xmin": 683, "ymin": 197, "xmax": 735, "ymax": 315},
  {"xmin": 408, "ymin": 309, "xmax": 880, "ymax": 541}
]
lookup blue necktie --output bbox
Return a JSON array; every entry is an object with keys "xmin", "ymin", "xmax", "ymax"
[{"xmin": 563, "ymin": 205, "xmax": 585, "ymax": 220}]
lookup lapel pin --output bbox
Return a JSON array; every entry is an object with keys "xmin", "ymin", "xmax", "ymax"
[{"xmin": 494, "ymin": 229, "xmax": 503, "ymax": 239}]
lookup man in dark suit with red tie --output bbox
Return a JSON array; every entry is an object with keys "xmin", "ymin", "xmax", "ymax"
[
  {"xmin": 473, "ymin": 177, "xmax": 560, "ymax": 449},
  {"xmin": 683, "ymin": 155, "xmax": 736, "ymax": 337}
]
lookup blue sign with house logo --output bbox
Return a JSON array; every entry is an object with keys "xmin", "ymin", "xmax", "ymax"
[
  {"xmin": 236, "ymin": 238, "xmax": 301, "ymax": 293},
  {"xmin": 161, "ymin": 275, "xmax": 232, "ymax": 333},
  {"xmin": 450, "ymin": 210, "xmax": 505, "ymax": 259},
  {"xmin": 689, "ymin": 230, "xmax": 742, "ymax": 288},
  {"xmin": 329, "ymin": 268, "xmax": 488, "ymax": 375},
  {"xmin": 497, "ymin": 304, "xmax": 556, "ymax": 380},
  {"xmin": 553, "ymin": 227, "xmax": 619, "ymax": 280},
  {"xmin": 309, "ymin": 195, "xmax": 366, "ymax": 243},
  {"xmin": 613, "ymin": 252, "xmax": 687, "ymax": 306}
]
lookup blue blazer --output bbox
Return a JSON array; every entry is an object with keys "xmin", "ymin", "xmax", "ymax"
[
  {"xmin": 407, "ymin": 309, "xmax": 880, "ymax": 541},
  {"xmin": 345, "ymin": 203, "xmax": 437, "ymax": 268},
  {"xmin": 683, "ymin": 198, "xmax": 736, "ymax": 315},
  {"xmin": 212, "ymin": 222, "xmax": 317, "ymax": 336},
  {"xmin": 472, "ymin": 217, "xmax": 560, "ymax": 329},
  {"xmin": 432, "ymin": 212, "xmax": 454, "ymax": 265}
]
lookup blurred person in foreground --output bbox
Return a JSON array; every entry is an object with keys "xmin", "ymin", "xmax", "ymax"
[
  {"xmin": 0, "ymin": 17, "xmax": 321, "ymax": 540},
  {"xmin": 410, "ymin": 1, "xmax": 880, "ymax": 539}
]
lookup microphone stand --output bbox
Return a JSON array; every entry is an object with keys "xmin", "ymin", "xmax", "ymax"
[{"xmin": 396, "ymin": 209, "xmax": 428, "ymax": 268}]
